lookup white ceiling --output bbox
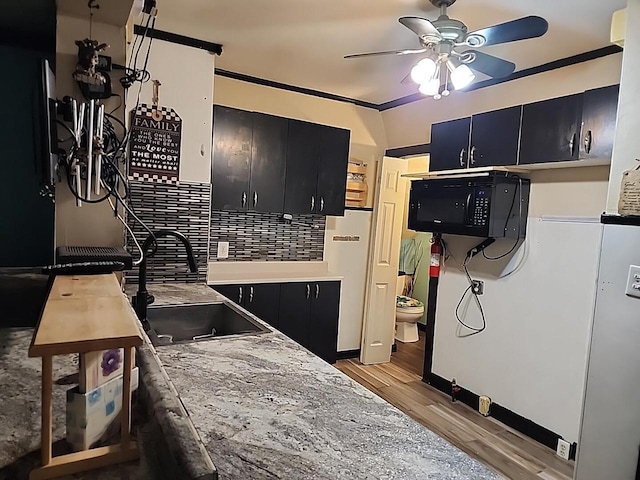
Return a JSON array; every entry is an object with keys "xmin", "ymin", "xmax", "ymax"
[{"xmin": 153, "ymin": 0, "xmax": 626, "ymax": 105}]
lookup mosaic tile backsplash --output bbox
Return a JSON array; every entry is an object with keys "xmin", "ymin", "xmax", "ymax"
[
  {"xmin": 126, "ymin": 180, "xmax": 210, "ymax": 283},
  {"xmin": 209, "ymin": 211, "xmax": 325, "ymax": 262}
]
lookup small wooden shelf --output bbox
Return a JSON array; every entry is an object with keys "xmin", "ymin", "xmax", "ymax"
[{"xmin": 28, "ymin": 273, "xmax": 143, "ymax": 480}]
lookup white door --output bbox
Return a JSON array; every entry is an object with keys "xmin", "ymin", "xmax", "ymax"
[{"xmin": 360, "ymin": 156, "xmax": 408, "ymax": 364}]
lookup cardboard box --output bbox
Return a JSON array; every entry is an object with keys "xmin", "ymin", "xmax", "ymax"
[
  {"xmin": 79, "ymin": 348, "xmax": 136, "ymax": 393},
  {"xmin": 66, "ymin": 367, "xmax": 139, "ymax": 451}
]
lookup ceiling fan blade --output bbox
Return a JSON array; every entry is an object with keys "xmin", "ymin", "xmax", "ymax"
[
  {"xmin": 467, "ymin": 16, "xmax": 548, "ymax": 47},
  {"xmin": 463, "ymin": 50, "xmax": 516, "ymax": 78},
  {"xmin": 344, "ymin": 48, "xmax": 427, "ymax": 59},
  {"xmin": 399, "ymin": 16, "xmax": 441, "ymax": 39}
]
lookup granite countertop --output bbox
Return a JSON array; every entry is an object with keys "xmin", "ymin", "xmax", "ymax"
[{"xmin": 140, "ymin": 283, "xmax": 500, "ymax": 480}]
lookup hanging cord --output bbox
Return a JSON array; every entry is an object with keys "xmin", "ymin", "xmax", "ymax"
[
  {"xmin": 107, "ymin": 196, "xmax": 143, "ymax": 266},
  {"xmin": 455, "ymin": 254, "xmax": 487, "ymax": 337}
]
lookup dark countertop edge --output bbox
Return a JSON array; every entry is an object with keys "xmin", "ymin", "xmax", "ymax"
[
  {"xmin": 601, "ymin": 214, "xmax": 640, "ymax": 226},
  {"xmin": 137, "ymin": 334, "xmax": 218, "ymax": 480}
]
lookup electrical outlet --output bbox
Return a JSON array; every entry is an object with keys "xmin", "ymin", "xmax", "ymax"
[
  {"xmin": 556, "ymin": 439, "xmax": 571, "ymax": 460},
  {"xmin": 471, "ymin": 280, "xmax": 484, "ymax": 295},
  {"xmin": 479, "ymin": 396, "xmax": 491, "ymax": 416},
  {"xmin": 625, "ymin": 265, "xmax": 640, "ymax": 299},
  {"xmin": 217, "ymin": 241, "xmax": 229, "ymax": 259}
]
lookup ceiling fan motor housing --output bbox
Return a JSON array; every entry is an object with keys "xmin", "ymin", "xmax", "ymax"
[{"xmin": 430, "ymin": 0, "xmax": 458, "ymax": 8}]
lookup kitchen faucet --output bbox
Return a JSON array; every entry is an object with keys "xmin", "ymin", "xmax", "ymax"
[{"xmin": 133, "ymin": 229, "xmax": 198, "ymax": 330}]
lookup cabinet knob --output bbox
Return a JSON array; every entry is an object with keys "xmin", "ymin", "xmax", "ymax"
[
  {"xmin": 311, "ymin": 196, "xmax": 315, "ymax": 212},
  {"xmin": 306, "ymin": 284, "xmax": 310, "ymax": 299},
  {"xmin": 470, "ymin": 146, "xmax": 477, "ymax": 165},
  {"xmin": 315, "ymin": 284, "xmax": 319, "ymax": 299},
  {"xmin": 253, "ymin": 191, "xmax": 258, "ymax": 207},
  {"xmin": 459, "ymin": 148, "xmax": 467, "ymax": 167}
]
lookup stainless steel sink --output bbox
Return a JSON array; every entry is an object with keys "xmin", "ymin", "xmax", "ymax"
[{"xmin": 146, "ymin": 302, "xmax": 270, "ymax": 346}]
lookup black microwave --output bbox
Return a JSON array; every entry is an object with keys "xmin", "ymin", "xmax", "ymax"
[{"xmin": 408, "ymin": 174, "xmax": 530, "ymax": 238}]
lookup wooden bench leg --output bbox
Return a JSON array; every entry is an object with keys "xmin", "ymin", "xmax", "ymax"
[
  {"xmin": 41, "ymin": 356, "xmax": 53, "ymax": 465},
  {"xmin": 121, "ymin": 347, "xmax": 133, "ymax": 448}
]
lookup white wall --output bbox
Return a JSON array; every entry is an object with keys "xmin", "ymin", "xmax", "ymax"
[
  {"xmin": 433, "ymin": 172, "xmax": 609, "ymax": 445},
  {"xmin": 127, "ymin": 37, "xmax": 215, "ymax": 183}
]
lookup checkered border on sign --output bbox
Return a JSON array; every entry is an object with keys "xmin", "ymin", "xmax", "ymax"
[
  {"xmin": 135, "ymin": 104, "xmax": 181, "ymax": 121},
  {"xmin": 129, "ymin": 172, "xmax": 179, "ymax": 185}
]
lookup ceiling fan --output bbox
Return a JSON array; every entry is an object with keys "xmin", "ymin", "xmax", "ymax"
[{"xmin": 345, "ymin": 0, "xmax": 549, "ymax": 99}]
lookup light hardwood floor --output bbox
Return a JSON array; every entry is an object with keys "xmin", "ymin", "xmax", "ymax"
[{"xmin": 335, "ymin": 332, "xmax": 574, "ymax": 480}]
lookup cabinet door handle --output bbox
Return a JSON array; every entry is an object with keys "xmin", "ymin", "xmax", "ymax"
[
  {"xmin": 315, "ymin": 284, "xmax": 319, "ymax": 299},
  {"xmin": 253, "ymin": 191, "xmax": 258, "ymax": 207},
  {"xmin": 249, "ymin": 286, "xmax": 254, "ymax": 303},
  {"xmin": 569, "ymin": 133, "xmax": 577, "ymax": 157},
  {"xmin": 238, "ymin": 286, "xmax": 243, "ymax": 304},
  {"xmin": 584, "ymin": 130, "xmax": 593, "ymax": 154},
  {"xmin": 311, "ymin": 196, "xmax": 315, "ymax": 212},
  {"xmin": 242, "ymin": 192, "xmax": 247, "ymax": 208},
  {"xmin": 320, "ymin": 197, "xmax": 324, "ymax": 212},
  {"xmin": 306, "ymin": 284, "xmax": 310, "ymax": 299},
  {"xmin": 470, "ymin": 146, "xmax": 477, "ymax": 165},
  {"xmin": 459, "ymin": 148, "xmax": 467, "ymax": 167}
]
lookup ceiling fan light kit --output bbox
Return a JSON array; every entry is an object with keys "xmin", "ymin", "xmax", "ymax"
[{"xmin": 345, "ymin": 0, "xmax": 549, "ymax": 100}]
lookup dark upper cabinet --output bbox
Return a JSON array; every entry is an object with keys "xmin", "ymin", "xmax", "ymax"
[
  {"xmin": 212, "ymin": 107, "xmax": 349, "ymax": 216},
  {"xmin": 580, "ymin": 84, "xmax": 620, "ymax": 161},
  {"xmin": 284, "ymin": 121, "xmax": 350, "ymax": 216},
  {"xmin": 469, "ymin": 106, "xmax": 522, "ymax": 167},
  {"xmin": 250, "ymin": 113, "xmax": 288, "ymax": 213},
  {"xmin": 519, "ymin": 94, "xmax": 584, "ymax": 164},
  {"xmin": 284, "ymin": 120, "xmax": 320, "ymax": 214},
  {"xmin": 279, "ymin": 282, "xmax": 312, "ymax": 347},
  {"xmin": 308, "ymin": 281, "xmax": 340, "ymax": 364},
  {"xmin": 212, "ymin": 108, "xmax": 288, "ymax": 212},
  {"xmin": 317, "ymin": 126, "xmax": 350, "ymax": 216},
  {"xmin": 211, "ymin": 106, "xmax": 252, "ymax": 210},
  {"xmin": 430, "ymin": 117, "xmax": 472, "ymax": 171}
]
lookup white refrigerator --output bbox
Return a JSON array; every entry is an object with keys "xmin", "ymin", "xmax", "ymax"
[{"xmin": 324, "ymin": 209, "xmax": 373, "ymax": 352}]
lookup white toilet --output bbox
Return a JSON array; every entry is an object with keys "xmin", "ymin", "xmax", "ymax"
[{"xmin": 395, "ymin": 275, "xmax": 425, "ymax": 343}]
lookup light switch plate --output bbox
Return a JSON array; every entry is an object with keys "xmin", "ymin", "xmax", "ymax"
[
  {"xmin": 625, "ymin": 265, "xmax": 640, "ymax": 299},
  {"xmin": 217, "ymin": 241, "xmax": 229, "ymax": 259}
]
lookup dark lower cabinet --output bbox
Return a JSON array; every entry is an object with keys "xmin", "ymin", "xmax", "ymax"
[
  {"xmin": 308, "ymin": 281, "xmax": 340, "ymax": 364},
  {"xmin": 279, "ymin": 283, "xmax": 312, "ymax": 347},
  {"xmin": 212, "ymin": 281, "xmax": 340, "ymax": 364},
  {"xmin": 469, "ymin": 106, "xmax": 522, "ymax": 167},
  {"xmin": 519, "ymin": 94, "xmax": 583, "ymax": 164},
  {"xmin": 213, "ymin": 283, "xmax": 281, "ymax": 329}
]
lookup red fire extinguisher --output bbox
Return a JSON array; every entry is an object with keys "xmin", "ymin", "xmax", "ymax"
[{"xmin": 430, "ymin": 235, "xmax": 442, "ymax": 278}]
